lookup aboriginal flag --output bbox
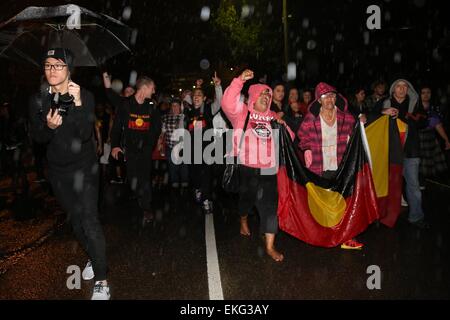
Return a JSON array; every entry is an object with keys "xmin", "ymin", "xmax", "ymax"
[
  {"xmin": 364, "ymin": 115, "xmax": 404, "ymax": 228},
  {"xmin": 277, "ymin": 121, "xmax": 379, "ymax": 247}
]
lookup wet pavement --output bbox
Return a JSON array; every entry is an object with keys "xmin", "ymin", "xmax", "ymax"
[{"xmin": 1, "ymin": 174, "xmax": 449, "ymax": 300}]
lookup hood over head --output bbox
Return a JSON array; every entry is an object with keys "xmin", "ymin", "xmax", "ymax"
[
  {"xmin": 247, "ymin": 83, "xmax": 273, "ymax": 115},
  {"xmin": 309, "ymin": 82, "xmax": 348, "ymax": 116},
  {"xmin": 384, "ymin": 79, "xmax": 418, "ymax": 113}
]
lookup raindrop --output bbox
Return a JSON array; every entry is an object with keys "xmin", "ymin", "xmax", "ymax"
[
  {"xmin": 363, "ymin": 31, "xmax": 370, "ymax": 45},
  {"xmin": 413, "ymin": 0, "xmax": 426, "ymax": 7},
  {"xmin": 307, "ymin": 40, "xmax": 316, "ymax": 50},
  {"xmin": 122, "ymin": 6, "xmax": 132, "ymax": 20},
  {"xmin": 179, "ymin": 226, "xmax": 187, "ymax": 237},
  {"xmin": 393, "ymin": 52, "xmax": 402, "ymax": 63},
  {"xmin": 71, "ymin": 138, "xmax": 82, "ymax": 153},
  {"xmin": 432, "ymin": 48, "xmax": 441, "ymax": 61},
  {"xmin": 257, "ymin": 187, "xmax": 264, "ymax": 200},
  {"xmin": 296, "ymin": 50, "xmax": 303, "ymax": 60},
  {"xmin": 111, "ymin": 79, "xmax": 123, "ymax": 93},
  {"xmin": 287, "ymin": 62, "xmax": 297, "ymax": 81},
  {"xmin": 200, "ymin": 6, "xmax": 210, "ymax": 21},
  {"xmin": 130, "ymin": 177, "xmax": 138, "ymax": 190},
  {"xmin": 257, "ymin": 246, "xmax": 264, "ymax": 257},
  {"xmin": 200, "ymin": 58, "xmax": 210, "ymax": 70},
  {"xmin": 130, "ymin": 29, "xmax": 138, "ymax": 46},
  {"xmin": 156, "ymin": 210, "xmax": 163, "ymax": 222},
  {"xmin": 302, "ymin": 18, "xmax": 309, "ymax": 29},
  {"xmin": 374, "ymin": 46, "xmax": 379, "ymax": 56},
  {"xmin": 241, "ymin": 5, "xmax": 251, "ymax": 19},
  {"xmin": 129, "ymin": 70, "xmax": 138, "ymax": 87},
  {"xmin": 338, "ymin": 62, "xmax": 344, "ymax": 74},
  {"xmin": 384, "ymin": 11, "xmax": 391, "ymax": 21},
  {"xmin": 73, "ymin": 171, "xmax": 84, "ymax": 192},
  {"xmin": 267, "ymin": 2, "xmax": 273, "ymax": 15},
  {"xmin": 335, "ymin": 33, "xmax": 343, "ymax": 41},
  {"xmin": 330, "ymin": 45, "xmax": 334, "ymax": 53},
  {"xmin": 436, "ymin": 233, "xmax": 443, "ymax": 248}
]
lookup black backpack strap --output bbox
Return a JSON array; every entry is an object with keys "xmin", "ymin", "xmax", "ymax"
[{"xmin": 237, "ymin": 111, "xmax": 250, "ymax": 154}]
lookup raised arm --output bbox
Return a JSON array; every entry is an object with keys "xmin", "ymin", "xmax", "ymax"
[
  {"xmin": 211, "ymin": 71, "xmax": 223, "ymax": 115},
  {"xmin": 222, "ymin": 69, "xmax": 254, "ymax": 127}
]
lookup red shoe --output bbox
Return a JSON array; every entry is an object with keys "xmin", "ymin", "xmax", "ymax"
[{"xmin": 340, "ymin": 239, "xmax": 364, "ymax": 250}]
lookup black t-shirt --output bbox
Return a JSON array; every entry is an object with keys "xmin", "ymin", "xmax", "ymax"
[{"xmin": 111, "ymin": 95, "xmax": 161, "ymax": 154}]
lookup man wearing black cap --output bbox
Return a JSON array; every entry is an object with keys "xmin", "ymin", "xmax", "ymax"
[{"xmin": 28, "ymin": 48, "xmax": 110, "ymax": 300}]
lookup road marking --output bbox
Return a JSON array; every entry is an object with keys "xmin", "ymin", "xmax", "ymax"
[{"xmin": 205, "ymin": 214, "xmax": 224, "ymax": 300}]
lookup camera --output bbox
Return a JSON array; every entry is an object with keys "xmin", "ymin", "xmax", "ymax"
[{"xmin": 51, "ymin": 92, "xmax": 74, "ymax": 116}]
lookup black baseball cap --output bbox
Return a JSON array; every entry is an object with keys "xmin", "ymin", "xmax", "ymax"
[{"xmin": 43, "ymin": 48, "xmax": 74, "ymax": 69}]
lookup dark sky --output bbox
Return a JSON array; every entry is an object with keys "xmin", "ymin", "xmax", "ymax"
[{"xmin": 1, "ymin": 0, "xmax": 449, "ymax": 98}]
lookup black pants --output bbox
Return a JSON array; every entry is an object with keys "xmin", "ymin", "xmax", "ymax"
[
  {"xmin": 190, "ymin": 163, "xmax": 212, "ymax": 201},
  {"xmin": 49, "ymin": 163, "xmax": 107, "ymax": 281},
  {"xmin": 126, "ymin": 150, "xmax": 152, "ymax": 211},
  {"xmin": 238, "ymin": 165, "xmax": 279, "ymax": 234}
]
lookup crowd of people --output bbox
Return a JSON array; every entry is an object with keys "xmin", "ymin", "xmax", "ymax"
[{"xmin": 1, "ymin": 47, "xmax": 449, "ymax": 300}]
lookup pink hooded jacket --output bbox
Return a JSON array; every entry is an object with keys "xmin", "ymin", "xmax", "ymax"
[{"xmin": 222, "ymin": 77, "xmax": 294, "ymax": 169}]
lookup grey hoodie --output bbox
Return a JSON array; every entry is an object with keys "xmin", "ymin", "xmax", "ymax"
[
  {"xmin": 382, "ymin": 79, "xmax": 426, "ymax": 158},
  {"xmin": 382, "ymin": 79, "xmax": 419, "ymax": 114}
]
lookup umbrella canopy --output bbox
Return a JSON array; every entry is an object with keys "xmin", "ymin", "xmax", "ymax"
[{"xmin": 0, "ymin": 4, "xmax": 132, "ymax": 67}]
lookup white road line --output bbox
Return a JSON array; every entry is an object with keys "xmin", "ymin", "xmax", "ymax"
[{"xmin": 205, "ymin": 214, "xmax": 224, "ymax": 300}]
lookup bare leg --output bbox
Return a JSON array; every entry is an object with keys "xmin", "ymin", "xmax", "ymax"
[
  {"xmin": 240, "ymin": 215, "xmax": 251, "ymax": 236},
  {"xmin": 265, "ymin": 233, "xmax": 284, "ymax": 262}
]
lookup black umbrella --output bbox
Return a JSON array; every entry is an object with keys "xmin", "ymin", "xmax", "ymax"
[{"xmin": 0, "ymin": 4, "xmax": 132, "ymax": 67}]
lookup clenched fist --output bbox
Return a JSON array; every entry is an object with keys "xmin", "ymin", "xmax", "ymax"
[{"xmin": 240, "ymin": 69, "xmax": 254, "ymax": 82}]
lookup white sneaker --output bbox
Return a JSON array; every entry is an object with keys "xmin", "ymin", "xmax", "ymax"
[
  {"xmin": 401, "ymin": 195, "xmax": 408, "ymax": 207},
  {"xmin": 91, "ymin": 281, "xmax": 110, "ymax": 300},
  {"xmin": 82, "ymin": 261, "xmax": 95, "ymax": 281}
]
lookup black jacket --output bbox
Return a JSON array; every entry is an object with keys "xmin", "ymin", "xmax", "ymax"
[
  {"xmin": 391, "ymin": 96, "xmax": 427, "ymax": 158},
  {"xmin": 28, "ymin": 88, "xmax": 97, "ymax": 172}
]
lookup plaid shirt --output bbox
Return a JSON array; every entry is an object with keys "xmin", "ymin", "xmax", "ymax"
[
  {"xmin": 161, "ymin": 114, "xmax": 185, "ymax": 149},
  {"xmin": 298, "ymin": 108, "xmax": 355, "ymax": 176}
]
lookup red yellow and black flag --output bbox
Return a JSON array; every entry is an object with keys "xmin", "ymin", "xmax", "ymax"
[
  {"xmin": 364, "ymin": 115, "xmax": 404, "ymax": 228},
  {"xmin": 276, "ymin": 122, "xmax": 379, "ymax": 247}
]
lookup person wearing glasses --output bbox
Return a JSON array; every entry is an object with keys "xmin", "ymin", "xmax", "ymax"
[
  {"xmin": 298, "ymin": 82, "xmax": 363, "ymax": 250},
  {"xmin": 28, "ymin": 48, "xmax": 110, "ymax": 300}
]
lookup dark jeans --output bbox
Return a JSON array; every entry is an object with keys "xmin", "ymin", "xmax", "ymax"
[
  {"xmin": 238, "ymin": 165, "xmax": 278, "ymax": 234},
  {"xmin": 167, "ymin": 146, "xmax": 189, "ymax": 185},
  {"xmin": 49, "ymin": 163, "xmax": 107, "ymax": 281},
  {"xmin": 126, "ymin": 150, "xmax": 152, "ymax": 211}
]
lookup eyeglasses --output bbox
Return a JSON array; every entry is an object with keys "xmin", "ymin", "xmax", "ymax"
[{"xmin": 44, "ymin": 63, "xmax": 67, "ymax": 71}]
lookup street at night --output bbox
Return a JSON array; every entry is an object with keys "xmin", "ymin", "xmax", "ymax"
[{"xmin": 1, "ymin": 0, "xmax": 450, "ymax": 307}]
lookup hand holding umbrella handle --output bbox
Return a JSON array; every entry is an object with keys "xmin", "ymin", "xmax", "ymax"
[{"xmin": 68, "ymin": 81, "xmax": 81, "ymax": 106}]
